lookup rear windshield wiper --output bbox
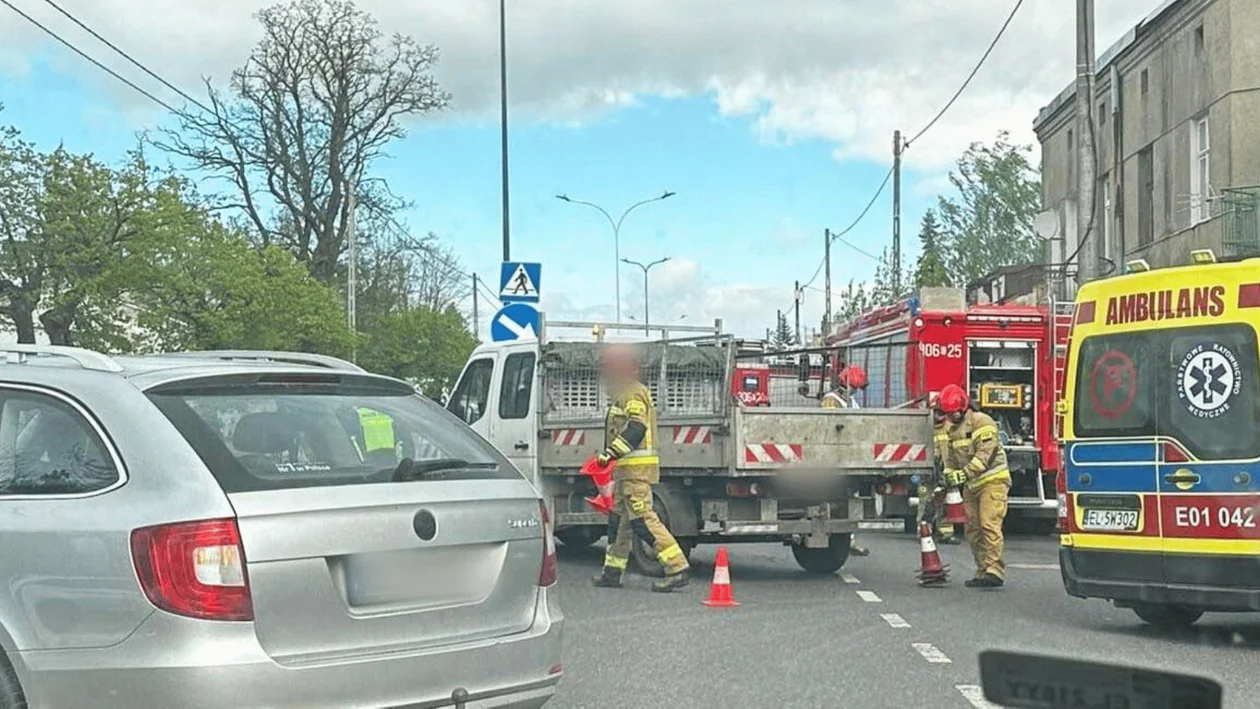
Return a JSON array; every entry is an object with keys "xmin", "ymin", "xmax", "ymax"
[{"xmin": 388, "ymin": 458, "xmax": 498, "ymax": 482}]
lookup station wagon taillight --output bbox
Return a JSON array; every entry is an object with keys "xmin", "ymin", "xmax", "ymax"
[
  {"xmin": 539, "ymin": 502, "xmax": 558, "ymax": 587},
  {"xmin": 131, "ymin": 518, "xmax": 254, "ymax": 621}
]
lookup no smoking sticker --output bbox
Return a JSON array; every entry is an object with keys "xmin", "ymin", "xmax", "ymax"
[
  {"xmin": 1090, "ymin": 349, "xmax": 1137, "ymax": 419},
  {"xmin": 1178, "ymin": 343, "xmax": 1242, "ymax": 418}
]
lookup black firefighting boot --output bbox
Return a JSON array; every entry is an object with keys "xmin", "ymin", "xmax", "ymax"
[
  {"xmin": 591, "ymin": 568, "xmax": 623, "ymax": 588},
  {"xmin": 651, "ymin": 571, "xmax": 690, "ymax": 593}
]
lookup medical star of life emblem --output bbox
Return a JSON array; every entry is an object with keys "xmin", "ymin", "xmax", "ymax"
[{"xmin": 1178, "ymin": 342, "xmax": 1241, "ymax": 419}]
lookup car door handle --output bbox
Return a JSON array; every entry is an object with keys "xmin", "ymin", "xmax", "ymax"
[
  {"xmin": 1164, "ymin": 470, "xmax": 1201, "ymax": 486},
  {"xmin": 514, "ymin": 441, "xmax": 530, "ymax": 451}
]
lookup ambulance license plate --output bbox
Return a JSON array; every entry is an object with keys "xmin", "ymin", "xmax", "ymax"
[{"xmin": 1081, "ymin": 509, "xmax": 1139, "ymax": 531}]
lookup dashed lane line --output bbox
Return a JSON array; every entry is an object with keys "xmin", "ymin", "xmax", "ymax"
[
  {"xmin": 856, "ymin": 590, "xmax": 882, "ymax": 603},
  {"xmin": 880, "ymin": 613, "xmax": 910, "ymax": 628},
  {"xmin": 956, "ymin": 685, "xmax": 1001, "ymax": 708},
  {"xmin": 911, "ymin": 643, "xmax": 952, "ymax": 664},
  {"xmin": 841, "ymin": 573, "xmax": 861, "ymax": 584}
]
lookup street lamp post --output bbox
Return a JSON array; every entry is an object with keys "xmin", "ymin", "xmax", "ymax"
[
  {"xmin": 555, "ymin": 191, "xmax": 675, "ymax": 322},
  {"xmin": 621, "ymin": 257, "xmax": 670, "ymax": 334}
]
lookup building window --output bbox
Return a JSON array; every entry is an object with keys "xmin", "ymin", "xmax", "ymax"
[
  {"xmin": 1191, "ymin": 116, "xmax": 1211, "ymax": 224},
  {"xmin": 1195, "ymin": 25, "xmax": 1205, "ymax": 57},
  {"xmin": 1102, "ymin": 176, "xmax": 1113, "ymax": 266},
  {"xmin": 1138, "ymin": 146, "xmax": 1154, "ymax": 247},
  {"xmin": 1140, "ymin": 69, "xmax": 1149, "ymax": 97},
  {"xmin": 1067, "ymin": 129, "xmax": 1075, "ymax": 187}
]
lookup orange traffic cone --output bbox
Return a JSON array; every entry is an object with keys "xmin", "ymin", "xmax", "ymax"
[
  {"xmin": 941, "ymin": 487, "xmax": 968, "ymax": 525},
  {"xmin": 915, "ymin": 521, "xmax": 950, "ymax": 586},
  {"xmin": 579, "ymin": 456, "xmax": 616, "ymax": 515},
  {"xmin": 703, "ymin": 547, "xmax": 740, "ymax": 607}
]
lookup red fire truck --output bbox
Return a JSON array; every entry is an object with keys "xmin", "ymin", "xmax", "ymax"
[{"xmin": 827, "ymin": 288, "xmax": 1073, "ymax": 532}]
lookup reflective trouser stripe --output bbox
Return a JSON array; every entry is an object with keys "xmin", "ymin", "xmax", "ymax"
[
  {"xmin": 657, "ymin": 543, "xmax": 684, "ymax": 563},
  {"xmin": 966, "ymin": 467, "xmax": 1010, "ymax": 490},
  {"xmin": 618, "ymin": 452, "xmax": 660, "ymax": 466},
  {"xmin": 604, "ymin": 554, "xmax": 629, "ymax": 570}
]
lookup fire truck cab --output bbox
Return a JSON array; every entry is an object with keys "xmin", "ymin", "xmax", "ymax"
[{"xmin": 830, "ymin": 287, "xmax": 1072, "ymax": 531}]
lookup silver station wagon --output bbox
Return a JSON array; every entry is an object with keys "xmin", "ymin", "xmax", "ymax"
[{"xmin": 0, "ymin": 346, "xmax": 562, "ymax": 709}]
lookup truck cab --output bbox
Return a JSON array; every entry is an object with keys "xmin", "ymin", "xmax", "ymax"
[{"xmin": 446, "ymin": 339, "xmax": 542, "ymax": 488}]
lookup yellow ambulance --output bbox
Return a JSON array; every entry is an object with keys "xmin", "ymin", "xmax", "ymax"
[{"xmin": 1059, "ymin": 250, "xmax": 1260, "ymax": 628}]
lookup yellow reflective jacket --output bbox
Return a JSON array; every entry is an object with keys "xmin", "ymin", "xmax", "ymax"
[
  {"xmin": 940, "ymin": 410, "xmax": 1010, "ymax": 491},
  {"xmin": 605, "ymin": 381, "xmax": 659, "ymax": 483},
  {"xmin": 357, "ymin": 408, "xmax": 396, "ymax": 455}
]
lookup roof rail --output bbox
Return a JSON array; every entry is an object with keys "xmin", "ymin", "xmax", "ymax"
[
  {"xmin": 161, "ymin": 350, "xmax": 366, "ymax": 372},
  {"xmin": 0, "ymin": 344, "xmax": 124, "ymax": 373}
]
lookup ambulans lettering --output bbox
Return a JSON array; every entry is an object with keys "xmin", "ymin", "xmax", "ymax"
[{"xmin": 1103, "ymin": 285, "xmax": 1225, "ymax": 325}]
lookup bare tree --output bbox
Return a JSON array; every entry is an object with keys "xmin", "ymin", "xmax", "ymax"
[{"xmin": 157, "ymin": 0, "xmax": 449, "ymax": 283}]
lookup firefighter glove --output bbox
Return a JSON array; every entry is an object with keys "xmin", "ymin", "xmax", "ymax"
[
  {"xmin": 597, "ymin": 449, "xmax": 614, "ymax": 467},
  {"xmin": 943, "ymin": 468, "xmax": 966, "ymax": 488}
]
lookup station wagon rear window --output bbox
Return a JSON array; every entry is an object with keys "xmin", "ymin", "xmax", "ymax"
[
  {"xmin": 1073, "ymin": 324, "xmax": 1260, "ymax": 460},
  {"xmin": 148, "ymin": 376, "xmax": 518, "ymax": 492}
]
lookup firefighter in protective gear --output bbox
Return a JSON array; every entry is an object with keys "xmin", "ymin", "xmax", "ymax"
[
  {"xmin": 922, "ymin": 401, "xmax": 958, "ymax": 544},
  {"xmin": 592, "ymin": 345, "xmax": 691, "ymax": 592},
  {"xmin": 936, "ymin": 384, "xmax": 1010, "ymax": 587},
  {"xmin": 819, "ymin": 364, "xmax": 871, "ymax": 556}
]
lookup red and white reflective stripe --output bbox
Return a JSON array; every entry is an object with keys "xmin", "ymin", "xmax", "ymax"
[
  {"xmin": 551, "ymin": 429, "xmax": 586, "ymax": 446},
  {"xmin": 672, "ymin": 425, "xmax": 714, "ymax": 444},
  {"xmin": 872, "ymin": 443, "xmax": 928, "ymax": 462},
  {"xmin": 743, "ymin": 443, "xmax": 803, "ymax": 463}
]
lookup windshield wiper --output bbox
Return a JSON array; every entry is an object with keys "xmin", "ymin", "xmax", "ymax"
[{"xmin": 387, "ymin": 458, "xmax": 497, "ymax": 482}]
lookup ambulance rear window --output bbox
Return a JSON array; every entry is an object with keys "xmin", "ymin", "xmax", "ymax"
[{"xmin": 1073, "ymin": 324, "xmax": 1260, "ymax": 460}]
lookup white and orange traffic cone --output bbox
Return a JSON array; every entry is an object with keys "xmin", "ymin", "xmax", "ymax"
[
  {"xmin": 579, "ymin": 456, "xmax": 616, "ymax": 515},
  {"xmin": 703, "ymin": 547, "xmax": 740, "ymax": 607},
  {"xmin": 915, "ymin": 521, "xmax": 950, "ymax": 586},
  {"xmin": 941, "ymin": 486, "xmax": 968, "ymax": 525}
]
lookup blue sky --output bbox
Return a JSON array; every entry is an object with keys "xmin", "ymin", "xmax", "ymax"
[{"xmin": 0, "ymin": 0, "xmax": 1155, "ymax": 338}]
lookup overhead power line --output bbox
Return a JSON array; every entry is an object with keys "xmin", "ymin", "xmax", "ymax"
[
  {"xmin": 0, "ymin": 0, "xmax": 180, "ymax": 113},
  {"xmin": 905, "ymin": 0, "xmax": 1026, "ymax": 148},
  {"xmin": 37, "ymin": 0, "xmax": 214, "ymax": 114}
]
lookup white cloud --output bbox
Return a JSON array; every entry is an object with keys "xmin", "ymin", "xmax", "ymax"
[{"xmin": 2, "ymin": 0, "xmax": 1154, "ymax": 169}]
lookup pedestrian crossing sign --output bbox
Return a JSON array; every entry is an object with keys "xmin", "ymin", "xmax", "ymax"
[{"xmin": 500, "ymin": 262, "xmax": 542, "ymax": 303}]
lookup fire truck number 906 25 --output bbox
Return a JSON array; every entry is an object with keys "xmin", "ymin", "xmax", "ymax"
[{"xmin": 919, "ymin": 342, "xmax": 963, "ymax": 359}]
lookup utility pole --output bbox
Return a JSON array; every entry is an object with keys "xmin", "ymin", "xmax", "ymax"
[
  {"xmin": 471, "ymin": 273, "xmax": 480, "ymax": 337},
  {"xmin": 499, "ymin": 0, "xmax": 511, "ymax": 262},
  {"xmin": 1076, "ymin": 0, "xmax": 1098, "ymax": 283},
  {"xmin": 823, "ymin": 228, "xmax": 833, "ymax": 337},
  {"xmin": 892, "ymin": 129, "xmax": 903, "ymax": 296},
  {"xmin": 347, "ymin": 183, "xmax": 358, "ymax": 361},
  {"xmin": 793, "ymin": 280, "xmax": 802, "ymax": 344}
]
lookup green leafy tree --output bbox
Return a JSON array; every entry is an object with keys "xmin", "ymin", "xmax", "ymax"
[
  {"xmin": 136, "ymin": 224, "xmax": 356, "ymax": 356},
  {"xmin": 868, "ymin": 249, "xmax": 911, "ymax": 307},
  {"xmin": 357, "ymin": 306, "xmax": 477, "ymax": 397},
  {"xmin": 936, "ymin": 131, "xmax": 1043, "ymax": 285},
  {"xmin": 914, "ymin": 209, "xmax": 950, "ymax": 288},
  {"xmin": 834, "ymin": 280, "xmax": 872, "ymax": 325}
]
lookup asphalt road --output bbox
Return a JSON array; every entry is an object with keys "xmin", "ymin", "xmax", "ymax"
[{"xmin": 548, "ymin": 526, "xmax": 1260, "ymax": 708}]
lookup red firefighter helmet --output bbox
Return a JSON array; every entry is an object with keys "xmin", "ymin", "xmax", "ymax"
[
  {"xmin": 938, "ymin": 384, "xmax": 969, "ymax": 414},
  {"xmin": 838, "ymin": 365, "xmax": 868, "ymax": 390}
]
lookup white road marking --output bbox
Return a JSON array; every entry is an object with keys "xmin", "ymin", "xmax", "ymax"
[
  {"xmin": 880, "ymin": 613, "xmax": 910, "ymax": 628},
  {"xmin": 841, "ymin": 573, "xmax": 861, "ymax": 584},
  {"xmin": 858, "ymin": 520, "xmax": 903, "ymax": 530},
  {"xmin": 1009, "ymin": 563, "xmax": 1060, "ymax": 570},
  {"xmin": 956, "ymin": 685, "xmax": 1001, "ymax": 708},
  {"xmin": 912, "ymin": 642, "xmax": 952, "ymax": 664},
  {"xmin": 856, "ymin": 590, "xmax": 882, "ymax": 603}
]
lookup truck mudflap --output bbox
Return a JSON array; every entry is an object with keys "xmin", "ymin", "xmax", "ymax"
[{"xmin": 734, "ymin": 406, "xmax": 934, "ymax": 475}]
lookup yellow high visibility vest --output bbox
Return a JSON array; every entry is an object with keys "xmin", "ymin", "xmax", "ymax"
[{"xmin": 357, "ymin": 408, "xmax": 395, "ymax": 453}]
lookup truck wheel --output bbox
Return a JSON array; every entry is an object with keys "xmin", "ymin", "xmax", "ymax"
[
  {"xmin": 555, "ymin": 527, "xmax": 603, "ymax": 549},
  {"xmin": 902, "ymin": 515, "xmax": 917, "ymax": 534},
  {"xmin": 791, "ymin": 534, "xmax": 852, "ymax": 574},
  {"xmin": 1132, "ymin": 603, "xmax": 1204, "ymax": 629}
]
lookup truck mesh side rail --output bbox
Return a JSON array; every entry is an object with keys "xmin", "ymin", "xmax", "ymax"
[
  {"xmin": 540, "ymin": 341, "xmax": 730, "ymax": 423},
  {"xmin": 734, "ymin": 340, "xmax": 922, "ymax": 409}
]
